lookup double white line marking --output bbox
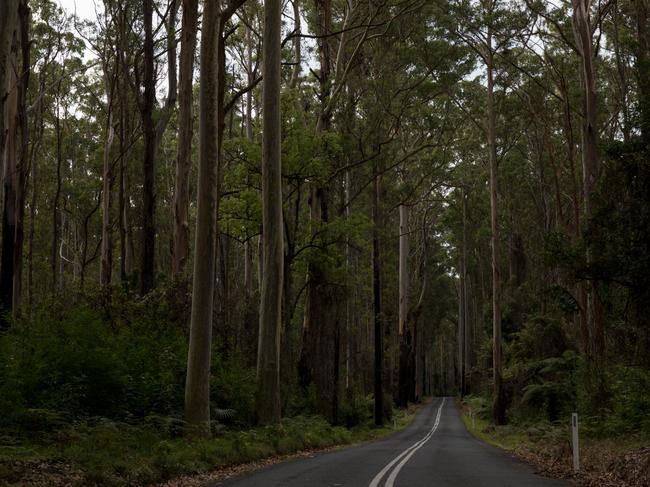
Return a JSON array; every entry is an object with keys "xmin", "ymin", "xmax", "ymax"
[{"xmin": 368, "ymin": 398, "xmax": 446, "ymax": 487}]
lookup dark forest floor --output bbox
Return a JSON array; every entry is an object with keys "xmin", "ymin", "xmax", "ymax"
[{"xmin": 0, "ymin": 405, "xmax": 421, "ymax": 487}]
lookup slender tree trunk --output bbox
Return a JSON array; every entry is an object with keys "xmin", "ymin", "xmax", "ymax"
[
  {"xmin": 184, "ymin": 0, "xmax": 223, "ymax": 438},
  {"xmin": 634, "ymin": 0, "xmax": 650, "ymax": 143},
  {"xmin": 245, "ymin": 18, "xmax": 255, "ymax": 141},
  {"xmin": 59, "ymin": 210, "xmax": 66, "ymax": 288},
  {"xmin": 172, "ymin": 0, "xmax": 199, "ymax": 278},
  {"xmin": 372, "ymin": 161, "xmax": 383, "ymax": 426},
  {"xmin": 572, "ymin": 0, "xmax": 605, "ymax": 360},
  {"xmin": 457, "ymin": 282, "xmax": 463, "ymax": 390},
  {"xmin": 243, "ymin": 18, "xmax": 258, "ymax": 358},
  {"xmin": 255, "ymin": 0, "xmax": 283, "ymax": 424},
  {"xmin": 397, "ymin": 202, "xmax": 410, "ymax": 407},
  {"xmin": 243, "ymin": 237, "xmax": 254, "ymax": 350},
  {"xmin": 344, "ymin": 169, "xmax": 351, "ymax": 393},
  {"xmin": 257, "ymin": 233, "xmax": 263, "ymax": 289},
  {"xmin": 244, "ymin": 242, "xmax": 253, "ymax": 296},
  {"xmin": 140, "ymin": 0, "xmax": 156, "ymax": 294},
  {"xmin": 290, "ymin": 0, "xmax": 301, "ymax": 89},
  {"xmin": 487, "ymin": 35, "xmax": 505, "ymax": 424},
  {"xmin": 612, "ymin": 3, "xmax": 630, "ymax": 142},
  {"xmin": 461, "ymin": 187, "xmax": 470, "ymax": 395},
  {"xmin": 398, "ymin": 204, "xmax": 408, "ymax": 338},
  {"xmin": 216, "ymin": 233, "xmax": 229, "ymax": 355},
  {"xmin": 100, "ymin": 75, "xmax": 116, "ymax": 286},
  {"xmin": 117, "ymin": 3, "xmax": 134, "ymax": 283},
  {"xmin": 26, "ymin": 62, "xmax": 47, "ymax": 316},
  {"xmin": 0, "ymin": 2, "xmax": 21, "ymax": 324},
  {"xmin": 412, "ymin": 217, "xmax": 428, "ymax": 400},
  {"xmin": 11, "ymin": 1, "xmax": 29, "ymax": 313},
  {"xmin": 27, "ymin": 135, "xmax": 36, "ymax": 314},
  {"xmin": 0, "ymin": 0, "xmax": 19, "ymax": 168},
  {"xmin": 139, "ymin": 0, "xmax": 180, "ymax": 291},
  {"xmin": 51, "ymin": 94, "xmax": 64, "ymax": 292},
  {"xmin": 119, "ymin": 103, "xmax": 134, "ymax": 281},
  {"xmin": 297, "ymin": 0, "xmax": 343, "ymax": 423},
  {"xmin": 559, "ymin": 79, "xmax": 589, "ymax": 351}
]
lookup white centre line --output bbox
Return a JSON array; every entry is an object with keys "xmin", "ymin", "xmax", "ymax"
[{"xmin": 367, "ymin": 398, "xmax": 446, "ymax": 487}]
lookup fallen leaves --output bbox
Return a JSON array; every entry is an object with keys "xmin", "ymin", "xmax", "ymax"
[
  {"xmin": 2, "ymin": 459, "xmax": 84, "ymax": 487},
  {"xmin": 514, "ymin": 440, "xmax": 650, "ymax": 487},
  {"xmin": 150, "ymin": 447, "xmax": 337, "ymax": 487}
]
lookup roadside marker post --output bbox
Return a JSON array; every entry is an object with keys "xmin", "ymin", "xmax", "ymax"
[{"xmin": 571, "ymin": 413, "xmax": 579, "ymax": 472}]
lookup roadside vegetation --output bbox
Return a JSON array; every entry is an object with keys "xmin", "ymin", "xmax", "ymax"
[
  {"xmin": 0, "ymin": 293, "xmax": 417, "ymax": 486},
  {"xmin": 2, "ymin": 412, "xmax": 415, "ymax": 486},
  {"xmin": 461, "ymin": 395, "xmax": 650, "ymax": 487}
]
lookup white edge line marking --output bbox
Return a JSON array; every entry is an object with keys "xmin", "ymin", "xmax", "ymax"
[
  {"xmin": 367, "ymin": 398, "xmax": 446, "ymax": 487},
  {"xmin": 384, "ymin": 398, "xmax": 445, "ymax": 487}
]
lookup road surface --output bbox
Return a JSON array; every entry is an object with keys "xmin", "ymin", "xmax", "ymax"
[{"xmin": 210, "ymin": 397, "xmax": 568, "ymax": 487}]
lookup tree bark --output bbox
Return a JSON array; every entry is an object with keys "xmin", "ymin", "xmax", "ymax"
[
  {"xmin": 290, "ymin": 0, "xmax": 301, "ymax": 89},
  {"xmin": 140, "ymin": 0, "xmax": 157, "ymax": 294},
  {"xmin": 458, "ymin": 188, "xmax": 469, "ymax": 397},
  {"xmin": 51, "ymin": 84, "xmax": 66, "ymax": 292},
  {"xmin": 243, "ymin": 19, "xmax": 259, "ymax": 358},
  {"xmin": 184, "ymin": 0, "xmax": 223, "ymax": 437},
  {"xmin": 634, "ymin": 0, "xmax": 650, "ymax": 143},
  {"xmin": 117, "ymin": 1, "xmax": 134, "ymax": 283},
  {"xmin": 255, "ymin": 0, "xmax": 283, "ymax": 424},
  {"xmin": 487, "ymin": 31, "xmax": 505, "ymax": 424},
  {"xmin": 100, "ymin": 73, "xmax": 116, "ymax": 286},
  {"xmin": 11, "ymin": 1, "xmax": 29, "ymax": 313},
  {"xmin": 118, "ymin": 99, "xmax": 134, "ymax": 282},
  {"xmin": 172, "ymin": 0, "xmax": 199, "ymax": 277},
  {"xmin": 138, "ymin": 0, "xmax": 179, "ymax": 292},
  {"xmin": 372, "ymin": 161, "xmax": 383, "ymax": 426},
  {"xmin": 398, "ymin": 204, "xmax": 408, "ymax": 338},
  {"xmin": 0, "ymin": 0, "xmax": 24, "ymax": 324},
  {"xmin": 572, "ymin": 0, "xmax": 605, "ymax": 360},
  {"xmin": 297, "ymin": 0, "xmax": 342, "ymax": 424},
  {"xmin": 397, "ymin": 202, "xmax": 410, "ymax": 407},
  {"xmin": 0, "ymin": 0, "xmax": 19, "ymax": 168},
  {"xmin": 461, "ymin": 188, "xmax": 471, "ymax": 395}
]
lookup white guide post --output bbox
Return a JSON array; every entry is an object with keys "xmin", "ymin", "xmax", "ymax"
[{"xmin": 571, "ymin": 412, "xmax": 579, "ymax": 472}]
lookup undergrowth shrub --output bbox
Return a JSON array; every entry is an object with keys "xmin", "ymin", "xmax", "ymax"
[
  {"xmin": 211, "ymin": 355, "xmax": 256, "ymax": 426},
  {"xmin": 0, "ymin": 289, "xmax": 188, "ymax": 425},
  {"xmin": 339, "ymin": 393, "xmax": 374, "ymax": 428}
]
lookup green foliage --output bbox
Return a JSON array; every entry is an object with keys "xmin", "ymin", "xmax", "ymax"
[
  {"xmin": 339, "ymin": 394, "xmax": 374, "ymax": 428},
  {"xmin": 505, "ymin": 317, "xmax": 578, "ymax": 422},
  {"xmin": 463, "ymin": 395, "xmax": 491, "ymax": 420},
  {"xmin": 0, "ymin": 403, "xmax": 413, "ymax": 486},
  {"xmin": 211, "ymin": 356, "xmax": 256, "ymax": 426},
  {"xmin": 510, "ymin": 317, "xmax": 568, "ymax": 362},
  {"xmin": 222, "ymin": 136, "xmax": 263, "ymax": 240},
  {"xmin": 520, "ymin": 352, "xmax": 579, "ymax": 422},
  {"xmin": 580, "ymin": 365, "xmax": 650, "ymax": 437},
  {"xmin": 0, "ymin": 293, "xmax": 188, "ymax": 424},
  {"xmin": 607, "ymin": 366, "xmax": 650, "ymax": 434}
]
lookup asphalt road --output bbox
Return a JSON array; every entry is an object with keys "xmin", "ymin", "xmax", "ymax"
[{"xmin": 210, "ymin": 397, "xmax": 568, "ymax": 487}]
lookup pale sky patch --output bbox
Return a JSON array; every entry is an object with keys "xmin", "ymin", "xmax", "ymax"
[{"xmin": 58, "ymin": 0, "xmax": 101, "ymax": 21}]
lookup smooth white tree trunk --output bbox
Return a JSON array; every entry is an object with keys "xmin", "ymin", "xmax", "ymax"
[
  {"xmin": 255, "ymin": 0, "xmax": 283, "ymax": 425},
  {"xmin": 185, "ymin": 0, "xmax": 223, "ymax": 437}
]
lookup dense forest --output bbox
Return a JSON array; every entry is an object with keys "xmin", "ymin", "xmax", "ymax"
[{"xmin": 1, "ymin": 0, "xmax": 649, "ymax": 484}]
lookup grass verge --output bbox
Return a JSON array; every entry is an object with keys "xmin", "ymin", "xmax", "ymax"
[
  {"xmin": 459, "ymin": 396, "xmax": 650, "ymax": 487},
  {"xmin": 0, "ymin": 405, "xmax": 419, "ymax": 487}
]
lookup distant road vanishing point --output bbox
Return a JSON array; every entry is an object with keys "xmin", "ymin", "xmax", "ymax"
[{"xmin": 209, "ymin": 398, "xmax": 568, "ymax": 487}]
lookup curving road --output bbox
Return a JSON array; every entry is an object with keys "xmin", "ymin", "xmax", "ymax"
[{"xmin": 210, "ymin": 397, "xmax": 568, "ymax": 487}]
